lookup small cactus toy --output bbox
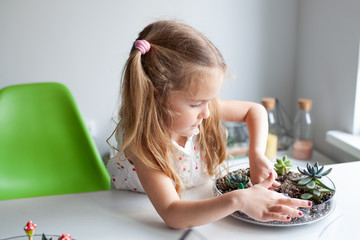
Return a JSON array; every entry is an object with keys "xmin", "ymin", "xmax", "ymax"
[
  {"xmin": 225, "ymin": 172, "xmax": 249, "ymax": 190},
  {"xmin": 274, "ymin": 156, "xmax": 292, "ymax": 175}
]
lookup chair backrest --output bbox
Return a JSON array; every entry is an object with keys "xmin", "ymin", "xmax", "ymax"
[{"xmin": 0, "ymin": 82, "xmax": 110, "ymax": 200}]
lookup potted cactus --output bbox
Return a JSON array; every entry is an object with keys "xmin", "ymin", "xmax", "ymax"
[{"xmin": 214, "ymin": 156, "xmax": 336, "ymax": 226}]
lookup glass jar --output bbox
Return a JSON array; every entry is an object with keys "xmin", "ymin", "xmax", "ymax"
[
  {"xmin": 293, "ymin": 99, "xmax": 313, "ymax": 160},
  {"xmin": 223, "ymin": 121, "xmax": 249, "ymax": 159},
  {"xmin": 261, "ymin": 98, "xmax": 278, "ymax": 159}
]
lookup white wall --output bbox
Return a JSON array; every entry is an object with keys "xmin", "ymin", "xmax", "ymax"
[
  {"xmin": 296, "ymin": 0, "xmax": 360, "ymax": 162},
  {"xmin": 0, "ymin": 0, "xmax": 298, "ymax": 159}
]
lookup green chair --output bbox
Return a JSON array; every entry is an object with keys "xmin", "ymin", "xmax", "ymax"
[{"xmin": 0, "ymin": 82, "xmax": 110, "ymax": 200}]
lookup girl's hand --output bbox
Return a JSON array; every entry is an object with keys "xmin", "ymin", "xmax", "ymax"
[
  {"xmin": 249, "ymin": 153, "xmax": 279, "ymax": 187},
  {"xmin": 239, "ymin": 172, "xmax": 311, "ymax": 222}
]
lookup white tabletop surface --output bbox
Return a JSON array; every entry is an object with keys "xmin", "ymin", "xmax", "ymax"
[{"xmin": 0, "ymin": 152, "xmax": 358, "ymax": 240}]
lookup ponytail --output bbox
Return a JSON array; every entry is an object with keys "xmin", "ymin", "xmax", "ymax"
[{"xmin": 118, "ymin": 44, "xmax": 184, "ymax": 195}]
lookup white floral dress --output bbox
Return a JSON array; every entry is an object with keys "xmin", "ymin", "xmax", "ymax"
[{"xmin": 106, "ymin": 128, "xmax": 210, "ymax": 193}]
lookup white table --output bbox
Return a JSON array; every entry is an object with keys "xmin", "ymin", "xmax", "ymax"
[{"xmin": 0, "ymin": 156, "xmax": 358, "ymax": 240}]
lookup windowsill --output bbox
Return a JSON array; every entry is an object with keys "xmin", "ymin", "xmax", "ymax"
[{"xmin": 326, "ymin": 130, "xmax": 360, "ymax": 159}]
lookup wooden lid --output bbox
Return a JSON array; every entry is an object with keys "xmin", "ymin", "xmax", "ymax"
[
  {"xmin": 261, "ymin": 98, "xmax": 276, "ymax": 110},
  {"xmin": 298, "ymin": 99, "xmax": 312, "ymax": 111}
]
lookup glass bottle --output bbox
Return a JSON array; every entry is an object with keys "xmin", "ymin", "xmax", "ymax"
[
  {"xmin": 261, "ymin": 98, "xmax": 278, "ymax": 159},
  {"xmin": 293, "ymin": 99, "xmax": 313, "ymax": 160},
  {"xmin": 274, "ymin": 98, "xmax": 293, "ymax": 150}
]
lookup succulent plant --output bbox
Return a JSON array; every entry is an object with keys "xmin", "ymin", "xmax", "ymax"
[
  {"xmin": 298, "ymin": 162, "xmax": 332, "ymax": 178},
  {"xmin": 274, "ymin": 155, "xmax": 292, "ymax": 175},
  {"xmin": 292, "ymin": 162, "xmax": 334, "ymax": 200},
  {"xmin": 226, "ymin": 172, "xmax": 249, "ymax": 190},
  {"xmin": 42, "ymin": 233, "xmax": 52, "ymax": 240}
]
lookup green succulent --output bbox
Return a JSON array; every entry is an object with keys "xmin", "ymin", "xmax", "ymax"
[
  {"xmin": 42, "ymin": 233, "xmax": 52, "ymax": 240},
  {"xmin": 292, "ymin": 162, "xmax": 334, "ymax": 200},
  {"xmin": 274, "ymin": 155, "xmax": 292, "ymax": 175},
  {"xmin": 226, "ymin": 172, "xmax": 249, "ymax": 190},
  {"xmin": 298, "ymin": 162, "xmax": 332, "ymax": 178}
]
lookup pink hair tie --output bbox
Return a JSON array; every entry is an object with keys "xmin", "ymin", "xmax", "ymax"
[{"xmin": 135, "ymin": 40, "xmax": 151, "ymax": 55}]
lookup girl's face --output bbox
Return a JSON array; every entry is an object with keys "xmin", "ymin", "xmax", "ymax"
[{"xmin": 168, "ymin": 68, "xmax": 224, "ymax": 142}]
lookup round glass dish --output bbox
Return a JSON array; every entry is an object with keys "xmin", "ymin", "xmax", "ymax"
[{"xmin": 213, "ymin": 163, "xmax": 336, "ymax": 227}]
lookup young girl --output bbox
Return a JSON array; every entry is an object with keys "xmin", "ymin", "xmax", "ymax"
[{"xmin": 107, "ymin": 20, "xmax": 311, "ymax": 228}]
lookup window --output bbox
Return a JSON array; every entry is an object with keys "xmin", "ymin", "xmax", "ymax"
[
  {"xmin": 353, "ymin": 40, "xmax": 360, "ymax": 136},
  {"xmin": 326, "ymin": 40, "xmax": 360, "ymax": 159}
]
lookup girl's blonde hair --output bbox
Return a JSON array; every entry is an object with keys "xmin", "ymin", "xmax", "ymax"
[{"xmin": 118, "ymin": 20, "xmax": 227, "ymax": 195}]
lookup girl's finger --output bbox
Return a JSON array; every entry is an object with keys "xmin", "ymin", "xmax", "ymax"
[
  {"xmin": 272, "ymin": 179, "xmax": 281, "ymax": 188},
  {"xmin": 269, "ymin": 205, "xmax": 304, "ymax": 218},
  {"xmin": 277, "ymin": 197, "xmax": 312, "ymax": 208},
  {"xmin": 262, "ymin": 212, "xmax": 292, "ymax": 222},
  {"xmin": 258, "ymin": 172, "xmax": 275, "ymax": 189}
]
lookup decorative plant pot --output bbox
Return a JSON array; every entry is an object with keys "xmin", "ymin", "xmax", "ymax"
[{"xmin": 213, "ymin": 163, "xmax": 336, "ymax": 226}]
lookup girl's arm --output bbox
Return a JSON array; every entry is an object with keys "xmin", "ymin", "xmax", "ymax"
[
  {"xmin": 131, "ymin": 153, "xmax": 309, "ymax": 228},
  {"xmin": 218, "ymin": 99, "xmax": 276, "ymax": 185}
]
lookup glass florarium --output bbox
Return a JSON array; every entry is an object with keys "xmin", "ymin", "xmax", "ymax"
[{"xmin": 214, "ymin": 156, "xmax": 336, "ymax": 226}]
